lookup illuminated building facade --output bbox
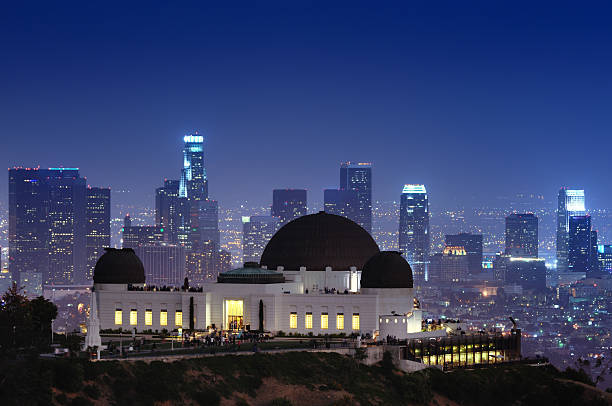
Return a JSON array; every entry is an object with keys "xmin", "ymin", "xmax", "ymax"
[
  {"xmin": 445, "ymin": 233, "xmax": 483, "ymax": 274},
  {"xmin": 494, "ymin": 255, "xmax": 546, "ymax": 291},
  {"xmin": 122, "ymin": 215, "xmax": 165, "ymax": 248},
  {"xmin": 597, "ymin": 244, "xmax": 612, "ymax": 273},
  {"xmin": 505, "ymin": 213, "xmax": 538, "ymax": 257},
  {"xmin": 399, "ymin": 184, "xmax": 429, "ymax": 283},
  {"xmin": 85, "ymin": 187, "xmax": 111, "ymax": 282},
  {"xmin": 429, "ymin": 246, "xmax": 469, "ymax": 283},
  {"xmin": 155, "ymin": 179, "xmax": 189, "ymax": 244},
  {"xmin": 190, "ymin": 199, "xmax": 220, "ymax": 250},
  {"xmin": 340, "ymin": 162, "xmax": 372, "ymax": 233},
  {"xmin": 272, "ymin": 189, "xmax": 307, "ymax": 226},
  {"xmin": 242, "ymin": 216, "xmax": 279, "ymax": 263},
  {"xmin": 179, "ymin": 133, "xmax": 207, "ymax": 201},
  {"xmin": 8, "ymin": 168, "xmax": 49, "ymax": 286},
  {"xmin": 557, "ymin": 188, "xmax": 586, "ymax": 271}
]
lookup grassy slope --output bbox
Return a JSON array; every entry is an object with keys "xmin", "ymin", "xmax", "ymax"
[{"xmin": 1, "ymin": 352, "xmax": 610, "ymax": 406}]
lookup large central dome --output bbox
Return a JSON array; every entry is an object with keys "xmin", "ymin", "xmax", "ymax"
[{"xmin": 260, "ymin": 212, "xmax": 380, "ymax": 271}]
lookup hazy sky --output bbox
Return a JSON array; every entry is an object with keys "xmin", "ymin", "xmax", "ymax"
[{"xmin": 2, "ymin": 1, "xmax": 611, "ymax": 210}]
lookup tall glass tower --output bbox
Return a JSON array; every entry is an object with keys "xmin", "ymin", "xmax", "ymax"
[
  {"xmin": 340, "ymin": 162, "xmax": 372, "ymax": 233},
  {"xmin": 557, "ymin": 188, "xmax": 586, "ymax": 271},
  {"xmin": 399, "ymin": 184, "xmax": 429, "ymax": 283},
  {"xmin": 272, "ymin": 189, "xmax": 307, "ymax": 226},
  {"xmin": 179, "ymin": 133, "xmax": 207, "ymax": 201}
]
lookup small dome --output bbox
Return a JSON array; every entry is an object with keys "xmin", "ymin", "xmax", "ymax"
[
  {"xmin": 260, "ymin": 212, "xmax": 380, "ymax": 271},
  {"xmin": 93, "ymin": 248, "xmax": 145, "ymax": 284},
  {"xmin": 361, "ymin": 251, "xmax": 413, "ymax": 288}
]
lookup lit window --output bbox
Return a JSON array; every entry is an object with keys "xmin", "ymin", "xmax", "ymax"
[
  {"xmin": 305, "ymin": 312, "xmax": 313, "ymax": 329},
  {"xmin": 321, "ymin": 313, "xmax": 329, "ymax": 329},
  {"xmin": 130, "ymin": 309, "xmax": 138, "ymax": 326},
  {"xmin": 289, "ymin": 312, "xmax": 297, "ymax": 329},
  {"xmin": 115, "ymin": 309, "xmax": 122, "ymax": 325},
  {"xmin": 160, "ymin": 310, "xmax": 168, "ymax": 326},
  {"xmin": 175, "ymin": 311, "xmax": 183, "ymax": 326},
  {"xmin": 145, "ymin": 309, "xmax": 152, "ymax": 326},
  {"xmin": 352, "ymin": 313, "xmax": 360, "ymax": 330},
  {"xmin": 394, "ymin": 319, "xmax": 398, "ymax": 324},
  {"xmin": 336, "ymin": 313, "xmax": 344, "ymax": 330}
]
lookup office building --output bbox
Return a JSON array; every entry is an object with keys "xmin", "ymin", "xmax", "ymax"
[
  {"xmin": 597, "ymin": 245, "xmax": 612, "ymax": 273},
  {"xmin": 568, "ymin": 215, "xmax": 592, "ymax": 273},
  {"xmin": 340, "ymin": 162, "xmax": 372, "ymax": 233},
  {"xmin": 85, "ymin": 187, "xmax": 111, "ymax": 282},
  {"xmin": 179, "ymin": 133, "xmax": 207, "ymax": 201},
  {"xmin": 185, "ymin": 241, "xmax": 231, "ymax": 285},
  {"xmin": 189, "ymin": 199, "xmax": 220, "ymax": 251},
  {"xmin": 444, "ymin": 233, "xmax": 483, "ymax": 274},
  {"xmin": 324, "ymin": 189, "xmax": 359, "ymax": 220},
  {"xmin": 8, "ymin": 168, "xmax": 49, "ymax": 286},
  {"xmin": 505, "ymin": 213, "xmax": 538, "ymax": 257},
  {"xmin": 122, "ymin": 215, "xmax": 165, "ymax": 248},
  {"xmin": 493, "ymin": 255, "xmax": 546, "ymax": 291},
  {"xmin": 429, "ymin": 246, "xmax": 469, "ymax": 283},
  {"xmin": 272, "ymin": 189, "xmax": 307, "ymax": 226},
  {"xmin": 155, "ymin": 179, "xmax": 189, "ymax": 244},
  {"xmin": 398, "ymin": 184, "xmax": 429, "ymax": 283},
  {"xmin": 557, "ymin": 188, "xmax": 586, "ymax": 271},
  {"xmin": 134, "ymin": 243, "xmax": 185, "ymax": 286},
  {"xmin": 242, "ymin": 216, "xmax": 279, "ymax": 263}
]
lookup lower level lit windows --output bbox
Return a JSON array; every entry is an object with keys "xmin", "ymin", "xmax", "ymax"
[
  {"xmin": 305, "ymin": 312, "xmax": 313, "ymax": 329},
  {"xmin": 145, "ymin": 309, "xmax": 153, "ymax": 326},
  {"xmin": 130, "ymin": 309, "xmax": 138, "ymax": 325},
  {"xmin": 175, "ymin": 311, "xmax": 183, "ymax": 327},
  {"xmin": 336, "ymin": 313, "xmax": 344, "ymax": 330},
  {"xmin": 321, "ymin": 313, "xmax": 328, "ymax": 329},
  {"xmin": 160, "ymin": 310, "xmax": 168, "ymax": 326},
  {"xmin": 114, "ymin": 309, "xmax": 122, "ymax": 325},
  {"xmin": 289, "ymin": 312, "xmax": 298, "ymax": 329},
  {"xmin": 352, "ymin": 313, "xmax": 360, "ymax": 330}
]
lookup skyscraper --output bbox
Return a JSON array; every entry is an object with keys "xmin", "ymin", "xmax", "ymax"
[
  {"xmin": 398, "ymin": 184, "xmax": 429, "ymax": 283},
  {"xmin": 323, "ymin": 189, "xmax": 359, "ymax": 220},
  {"xmin": 190, "ymin": 199, "xmax": 220, "ymax": 250},
  {"xmin": 272, "ymin": 189, "xmax": 307, "ymax": 226},
  {"xmin": 445, "ymin": 233, "xmax": 483, "ymax": 274},
  {"xmin": 429, "ymin": 246, "xmax": 469, "ymax": 283},
  {"xmin": 179, "ymin": 133, "xmax": 207, "ymax": 201},
  {"xmin": 505, "ymin": 213, "xmax": 538, "ymax": 258},
  {"xmin": 122, "ymin": 215, "xmax": 165, "ymax": 248},
  {"xmin": 242, "ymin": 216, "xmax": 279, "ymax": 264},
  {"xmin": 557, "ymin": 188, "xmax": 586, "ymax": 271},
  {"xmin": 568, "ymin": 215, "xmax": 592, "ymax": 273},
  {"xmin": 8, "ymin": 168, "xmax": 48, "ymax": 287},
  {"xmin": 42, "ymin": 168, "xmax": 87, "ymax": 285},
  {"xmin": 155, "ymin": 179, "xmax": 186, "ymax": 244},
  {"xmin": 340, "ymin": 162, "xmax": 372, "ymax": 233},
  {"xmin": 85, "ymin": 187, "xmax": 111, "ymax": 282}
]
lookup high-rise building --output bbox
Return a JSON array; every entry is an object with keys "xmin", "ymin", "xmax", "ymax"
[
  {"xmin": 272, "ymin": 189, "xmax": 307, "ymax": 226},
  {"xmin": 557, "ymin": 188, "xmax": 586, "ymax": 271},
  {"xmin": 8, "ymin": 168, "xmax": 49, "ymax": 286},
  {"xmin": 323, "ymin": 189, "xmax": 359, "ymax": 220},
  {"xmin": 590, "ymin": 230, "xmax": 599, "ymax": 276},
  {"xmin": 43, "ymin": 168, "xmax": 87, "ymax": 285},
  {"xmin": 429, "ymin": 246, "xmax": 469, "ymax": 283},
  {"xmin": 190, "ymin": 199, "xmax": 220, "ymax": 251},
  {"xmin": 340, "ymin": 162, "xmax": 372, "ymax": 233},
  {"xmin": 494, "ymin": 255, "xmax": 546, "ymax": 291},
  {"xmin": 597, "ymin": 245, "xmax": 612, "ymax": 273},
  {"xmin": 445, "ymin": 233, "xmax": 483, "ymax": 274},
  {"xmin": 134, "ymin": 243, "xmax": 185, "ymax": 286},
  {"xmin": 242, "ymin": 216, "xmax": 279, "ymax": 263},
  {"xmin": 179, "ymin": 133, "xmax": 207, "ymax": 201},
  {"xmin": 505, "ymin": 213, "xmax": 538, "ymax": 258},
  {"xmin": 85, "ymin": 187, "xmax": 111, "ymax": 283},
  {"xmin": 155, "ymin": 179, "xmax": 188, "ymax": 244},
  {"xmin": 568, "ymin": 215, "xmax": 592, "ymax": 273},
  {"xmin": 398, "ymin": 184, "xmax": 429, "ymax": 283},
  {"xmin": 122, "ymin": 215, "xmax": 165, "ymax": 248}
]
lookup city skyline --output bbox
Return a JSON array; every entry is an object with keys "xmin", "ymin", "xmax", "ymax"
[{"xmin": 2, "ymin": 3, "xmax": 612, "ymax": 209}]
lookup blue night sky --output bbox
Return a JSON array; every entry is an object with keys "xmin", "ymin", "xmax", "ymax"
[{"xmin": 1, "ymin": 1, "xmax": 611, "ymax": 209}]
